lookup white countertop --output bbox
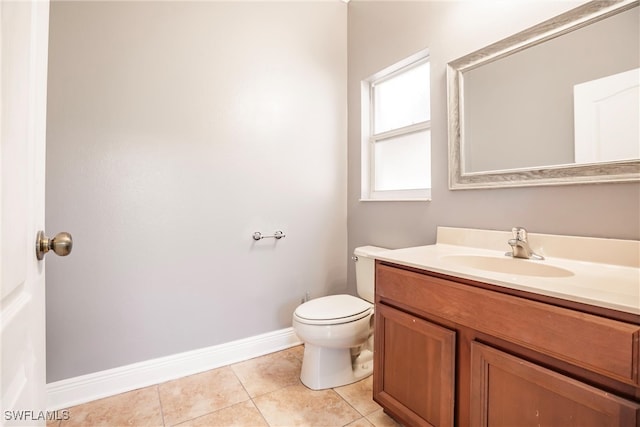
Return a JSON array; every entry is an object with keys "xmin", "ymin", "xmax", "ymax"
[{"xmin": 374, "ymin": 227, "xmax": 640, "ymax": 316}]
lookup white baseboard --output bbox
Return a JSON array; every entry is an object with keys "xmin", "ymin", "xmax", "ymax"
[{"xmin": 46, "ymin": 327, "xmax": 302, "ymax": 411}]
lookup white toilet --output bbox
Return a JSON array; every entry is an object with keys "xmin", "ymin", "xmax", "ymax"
[{"xmin": 292, "ymin": 245, "xmax": 387, "ymax": 390}]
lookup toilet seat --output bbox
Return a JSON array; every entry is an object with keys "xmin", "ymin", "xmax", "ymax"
[{"xmin": 294, "ymin": 294, "xmax": 373, "ymax": 326}]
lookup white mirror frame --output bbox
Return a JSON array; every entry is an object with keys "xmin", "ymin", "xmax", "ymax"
[{"xmin": 447, "ymin": 0, "xmax": 640, "ymax": 190}]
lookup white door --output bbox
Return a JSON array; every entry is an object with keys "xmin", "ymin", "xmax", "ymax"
[{"xmin": 1, "ymin": 1, "xmax": 50, "ymax": 426}]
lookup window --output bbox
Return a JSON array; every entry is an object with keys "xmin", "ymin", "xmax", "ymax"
[{"xmin": 361, "ymin": 50, "xmax": 431, "ymax": 201}]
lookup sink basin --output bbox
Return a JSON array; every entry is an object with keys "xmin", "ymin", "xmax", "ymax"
[{"xmin": 441, "ymin": 255, "xmax": 574, "ymax": 278}]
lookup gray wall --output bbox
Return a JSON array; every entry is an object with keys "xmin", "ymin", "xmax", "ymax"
[
  {"xmin": 346, "ymin": 1, "xmax": 640, "ymax": 291},
  {"xmin": 46, "ymin": 1, "xmax": 347, "ymax": 382},
  {"xmin": 46, "ymin": 0, "xmax": 640, "ymax": 383}
]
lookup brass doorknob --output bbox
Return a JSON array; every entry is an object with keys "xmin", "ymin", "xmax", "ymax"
[{"xmin": 36, "ymin": 231, "xmax": 73, "ymax": 260}]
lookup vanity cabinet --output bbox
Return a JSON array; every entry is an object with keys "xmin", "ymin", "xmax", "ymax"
[{"xmin": 373, "ymin": 261, "xmax": 640, "ymax": 427}]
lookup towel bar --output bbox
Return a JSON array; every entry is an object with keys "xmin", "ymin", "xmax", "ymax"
[{"xmin": 252, "ymin": 231, "xmax": 285, "ymax": 241}]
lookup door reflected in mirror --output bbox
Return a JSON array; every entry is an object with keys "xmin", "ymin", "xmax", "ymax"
[{"xmin": 573, "ymin": 68, "xmax": 639, "ymax": 165}]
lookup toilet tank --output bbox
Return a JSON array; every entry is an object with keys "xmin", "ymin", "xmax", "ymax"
[{"xmin": 354, "ymin": 246, "xmax": 388, "ymax": 303}]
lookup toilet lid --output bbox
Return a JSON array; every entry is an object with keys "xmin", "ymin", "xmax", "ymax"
[{"xmin": 294, "ymin": 294, "xmax": 372, "ymax": 322}]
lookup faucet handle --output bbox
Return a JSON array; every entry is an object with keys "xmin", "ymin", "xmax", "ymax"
[{"xmin": 512, "ymin": 227, "xmax": 528, "ymax": 240}]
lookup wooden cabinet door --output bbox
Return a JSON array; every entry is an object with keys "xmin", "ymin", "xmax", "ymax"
[
  {"xmin": 374, "ymin": 304, "xmax": 455, "ymax": 427},
  {"xmin": 470, "ymin": 342, "xmax": 640, "ymax": 427}
]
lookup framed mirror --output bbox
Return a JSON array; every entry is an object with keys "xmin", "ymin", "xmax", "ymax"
[{"xmin": 447, "ymin": 0, "xmax": 640, "ymax": 189}]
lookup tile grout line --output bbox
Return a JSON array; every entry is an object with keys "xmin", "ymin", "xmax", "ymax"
[
  {"xmin": 166, "ymin": 365, "xmax": 256, "ymax": 427},
  {"xmin": 331, "ymin": 388, "xmax": 367, "ymax": 427},
  {"xmin": 228, "ymin": 363, "xmax": 272, "ymax": 427},
  {"xmin": 249, "ymin": 395, "xmax": 272, "ymax": 427},
  {"xmin": 155, "ymin": 384, "xmax": 167, "ymax": 427}
]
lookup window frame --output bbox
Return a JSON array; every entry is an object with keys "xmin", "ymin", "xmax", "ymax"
[{"xmin": 361, "ymin": 50, "xmax": 432, "ymax": 201}]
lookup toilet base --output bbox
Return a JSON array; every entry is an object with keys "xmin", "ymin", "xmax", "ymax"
[{"xmin": 299, "ymin": 343, "xmax": 373, "ymax": 390}]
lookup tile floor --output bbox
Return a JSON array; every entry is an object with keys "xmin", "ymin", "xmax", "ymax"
[{"xmin": 47, "ymin": 346, "xmax": 401, "ymax": 427}]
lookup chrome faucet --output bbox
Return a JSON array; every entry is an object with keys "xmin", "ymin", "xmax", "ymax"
[{"xmin": 506, "ymin": 227, "xmax": 544, "ymax": 260}]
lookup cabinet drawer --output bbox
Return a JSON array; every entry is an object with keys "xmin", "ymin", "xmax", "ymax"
[{"xmin": 376, "ymin": 263, "xmax": 640, "ymax": 385}]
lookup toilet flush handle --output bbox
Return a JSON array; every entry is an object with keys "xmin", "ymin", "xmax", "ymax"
[{"xmin": 352, "ymin": 256, "xmax": 358, "ymax": 262}]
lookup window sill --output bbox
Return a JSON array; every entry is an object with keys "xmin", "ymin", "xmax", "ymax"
[
  {"xmin": 359, "ymin": 198, "xmax": 431, "ymax": 202},
  {"xmin": 360, "ymin": 188, "xmax": 431, "ymax": 202}
]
